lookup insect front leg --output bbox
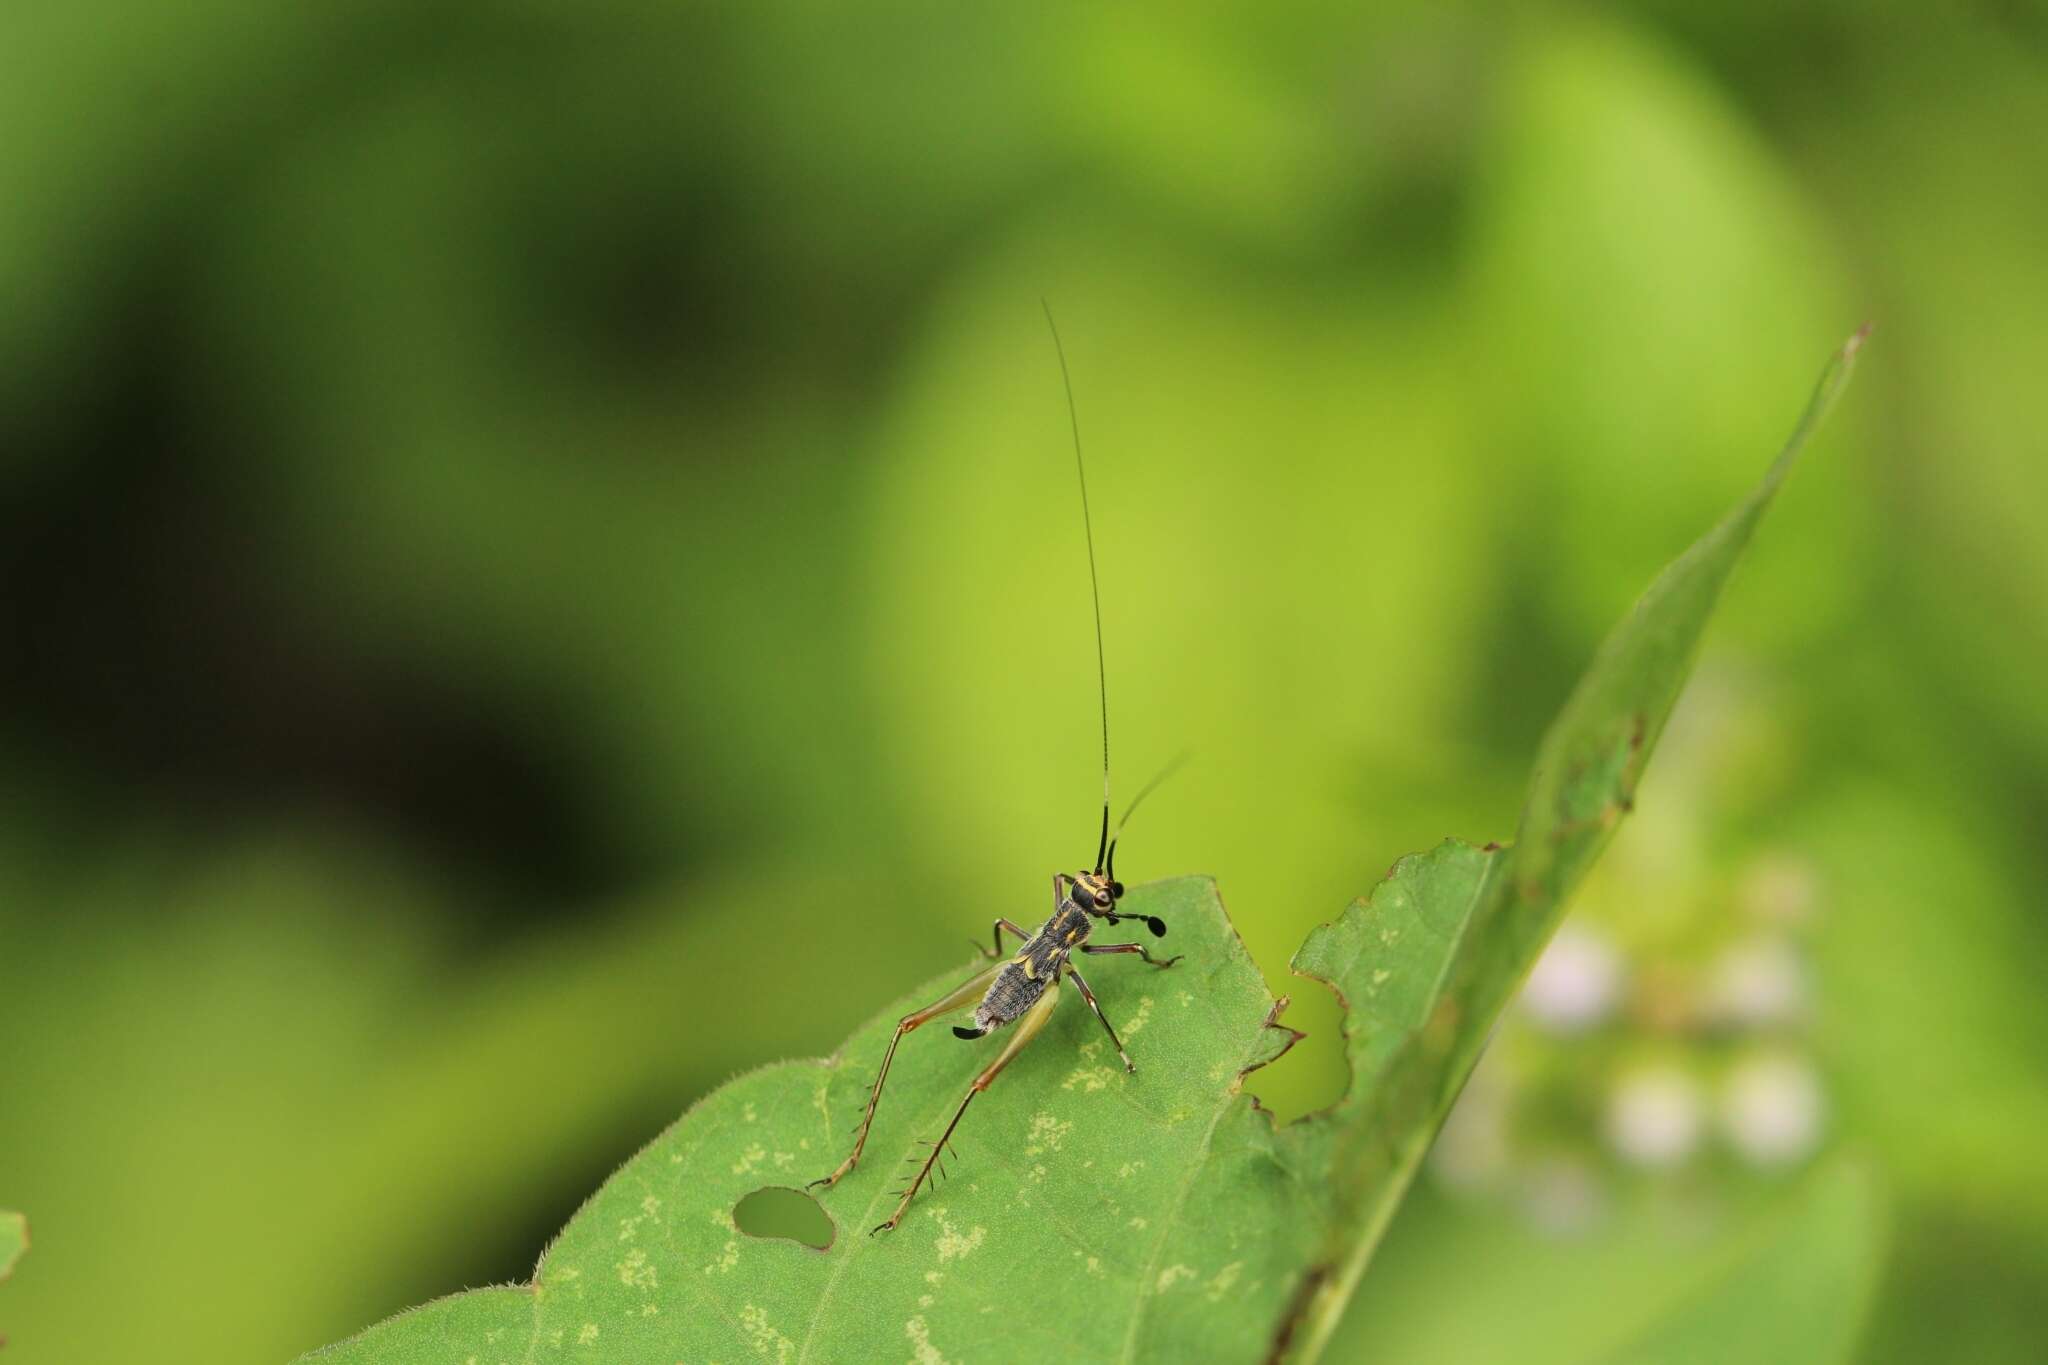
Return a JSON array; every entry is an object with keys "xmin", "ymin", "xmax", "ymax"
[
  {"xmin": 872, "ymin": 981, "xmax": 1063, "ymax": 1235},
  {"xmin": 808, "ymin": 961, "xmax": 1001, "ymax": 1192},
  {"xmin": 1063, "ymin": 962, "xmax": 1134, "ymax": 1073},
  {"xmin": 1081, "ymin": 941, "xmax": 1183, "ymax": 969}
]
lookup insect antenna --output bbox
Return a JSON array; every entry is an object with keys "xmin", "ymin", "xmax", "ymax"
[
  {"xmin": 1106, "ymin": 750, "xmax": 1191, "ymax": 884},
  {"xmin": 1044, "ymin": 300, "xmax": 1115, "ymax": 875}
]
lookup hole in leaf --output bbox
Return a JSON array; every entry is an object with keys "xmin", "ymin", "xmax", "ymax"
[{"xmin": 732, "ymin": 1186, "xmax": 834, "ymax": 1250}]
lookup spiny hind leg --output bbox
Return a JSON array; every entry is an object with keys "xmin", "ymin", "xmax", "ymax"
[
  {"xmin": 873, "ymin": 981, "xmax": 1063, "ymax": 1235},
  {"xmin": 808, "ymin": 961, "xmax": 1000, "ymax": 1191}
]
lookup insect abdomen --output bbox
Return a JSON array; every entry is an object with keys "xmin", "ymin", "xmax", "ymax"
[{"xmin": 973, "ymin": 961, "xmax": 1049, "ymax": 1031}]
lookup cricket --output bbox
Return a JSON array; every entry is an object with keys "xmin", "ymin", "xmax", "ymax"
[{"xmin": 807, "ymin": 305, "xmax": 1185, "ymax": 1235}]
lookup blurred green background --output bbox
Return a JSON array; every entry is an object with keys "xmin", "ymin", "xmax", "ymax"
[{"xmin": 3, "ymin": 3, "xmax": 2044, "ymax": 1361}]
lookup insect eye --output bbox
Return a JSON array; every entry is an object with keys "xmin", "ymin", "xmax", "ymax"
[
  {"xmin": 1110, "ymin": 881, "xmax": 1125, "ymax": 899},
  {"xmin": 1094, "ymin": 893, "xmax": 1112, "ymax": 909}
]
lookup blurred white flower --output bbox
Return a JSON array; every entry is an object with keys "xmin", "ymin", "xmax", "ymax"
[
  {"xmin": 1739, "ymin": 854, "xmax": 1820, "ymax": 926},
  {"xmin": 1432, "ymin": 1045, "xmax": 1512, "ymax": 1190},
  {"xmin": 1721, "ymin": 1053, "xmax": 1826, "ymax": 1167},
  {"xmin": 1519, "ymin": 1158, "xmax": 1605, "ymax": 1237},
  {"xmin": 1521, "ymin": 924, "xmax": 1623, "ymax": 1034},
  {"xmin": 1705, "ymin": 935, "xmax": 1808, "ymax": 1028},
  {"xmin": 1605, "ymin": 1065, "xmax": 1704, "ymax": 1168}
]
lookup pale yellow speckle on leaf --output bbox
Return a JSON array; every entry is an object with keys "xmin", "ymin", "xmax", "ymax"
[
  {"xmin": 933, "ymin": 1215, "xmax": 986, "ymax": 1262},
  {"xmin": 1062, "ymin": 1062, "xmax": 1119, "ymax": 1092},
  {"xmin": 738, "ymin": 1304, "xmax": 793, "ymax": 1364},
  {"xmin": 905, "ymin": 1314, "xmax": 949, "ymax": 1365},
  {"xmin": 1023, "ymin": 1112, "xmax": 1073, "ymax": 1155},
  {"xmin": 617, "ymin": 1247, "xmax": 657, "ymax": 1291},
  {"xmin": 1204, "ymin": 1261, "xmax": 1244, "ymax": 1302},
  {"xmin": 704, "ymin": 1238, "xmax": 740, "ymax": 1274}
]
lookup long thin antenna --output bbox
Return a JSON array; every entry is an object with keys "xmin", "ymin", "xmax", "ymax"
[
  {"xmin": 1115, "ymin": 750, "xmax": 1191, "ymax": 837},
  {"xmin": 1043, "ymin": 300, "xmax": 1112, "ymax": 869},
  {"xmin": 1106, "ymin": 750, "xmax": 1191, "ymax": 883}
]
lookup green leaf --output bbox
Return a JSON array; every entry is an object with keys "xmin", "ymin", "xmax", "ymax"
[
  {"xmin": 303, "ymin": 876, "xmax": 1315, "ymax": 1363},
  {"xmin": 300, "ymin": 331, "xmax": 1863, "ymax": 1364}
]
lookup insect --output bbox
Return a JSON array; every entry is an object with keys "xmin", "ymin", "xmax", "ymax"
[{"xmin": 808, "ymin": 304, "xmax": 1185, "ymax": 1235}]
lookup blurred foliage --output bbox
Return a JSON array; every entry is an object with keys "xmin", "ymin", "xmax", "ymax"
[
  {"xmin": 1, "ymin": 2, "xmax": 2043, "ymax": 1362},
  {"xmin": 0, "ymin": 1209, "xmax": 22, "ymax": 1277},
  {"xmin": 307, "ymin": 373, "xmax": 1861, "ymax": 1359}
]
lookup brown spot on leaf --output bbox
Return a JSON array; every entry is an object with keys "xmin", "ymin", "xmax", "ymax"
[{"xmin": 1264, "ymin": 1261, "xmax": 1333, "ymax": 1364}]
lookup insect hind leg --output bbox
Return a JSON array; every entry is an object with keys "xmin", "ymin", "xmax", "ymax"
[
  {"xmin": 873, "ymin": 981, "xmax": 1062, "ymax": 1234},
  {"xmin": 807, "ymin": 960, "xmax": 999, "ymax": 1192}
]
